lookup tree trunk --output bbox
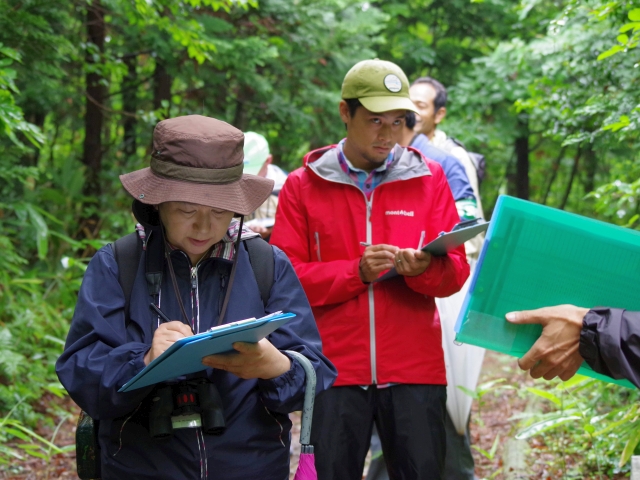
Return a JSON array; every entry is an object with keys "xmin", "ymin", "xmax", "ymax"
[
  {"xmin": 122, "ymin": 55, "xmax": 138, "ymax": 158},
  {"xmin": 232, "ymin": 97, "xmax": 247, "ymax": 131},
  {"xmin": 541, "ymin": 146, "xmax": 566, "ymax": 205},
  {"xmin": 83, "ymin": 0, "xmax": 105, "ymax": 196},
  {"xmin": 514, "ymin": 114, "xmax": 529, "ymax": 200},
  {"xmin": 582, "ymin": 143, "xmax": 597, "ymax": 195},
  {"xmin": 559, "ymin": 147, "xmax": 582, "ymax": 210},
  {"xmin": 153, "ymin": 61, "xmax": 172, "ymax": 118},
  {"xmin": 232, "ymin": 84, "xmax": 255, "ymax": 131},
  {"xmin": 21, "ymin": 111, "xmax": 46, "ymax": 166}
]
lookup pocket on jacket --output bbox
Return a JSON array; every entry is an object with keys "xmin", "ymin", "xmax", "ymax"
[{"xmin": 314, "ymin": 232, "xmax": 322, "ymax": 262}]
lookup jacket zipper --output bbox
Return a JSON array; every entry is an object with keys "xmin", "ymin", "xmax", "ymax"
[
  {"xmin": 189, "ymin": 261, "xmax": 206, "ymax": 479},
  {"xmin": 366, "ymin": 192, "xmax": 377, "ymax": 385},
  {"xmin": 190, "ymin": 266, "xmax": 199, "ymax": 333},
  {"xmin": 305, "ymin": 167, "xmax": 380, "ymax": 384}
]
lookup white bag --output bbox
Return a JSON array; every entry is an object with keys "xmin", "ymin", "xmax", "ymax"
[{"xmin": 436, "ymin": 259, "xmax": 485, "ymax": 435}]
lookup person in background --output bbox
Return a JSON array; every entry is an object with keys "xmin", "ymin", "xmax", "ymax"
[
  {"xmin": 401, "ymin": 111, "xmax": 476, "ymax": 218},
  {"xmin": 410, "ymin": 76, "xmax": 484, "ymax": 219},
  {"xmin": 242, "ymin": 131, "xmax": 288, "ymax": 240},
  {"xmin": 271, "ymin": 59, "xmax": 470, "ymax": 480},
  {"xmin": 507, "ymin": 305, "xmax": 640, "ymax": 389}
]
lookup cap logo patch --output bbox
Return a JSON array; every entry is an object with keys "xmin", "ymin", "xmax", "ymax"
[{"xmin": 383, "ymin": 74, "xmax": 402, "ymax": 93}]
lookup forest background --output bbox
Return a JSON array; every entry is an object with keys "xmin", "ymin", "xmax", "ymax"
[{"xmin": 1, "ymin": 0, "xmax": 640, "ymax": 477}]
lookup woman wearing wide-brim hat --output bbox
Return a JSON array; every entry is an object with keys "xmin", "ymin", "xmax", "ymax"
[{"xmin": 56, "ymin": 115, "xmax": 337, "ymax": 480}]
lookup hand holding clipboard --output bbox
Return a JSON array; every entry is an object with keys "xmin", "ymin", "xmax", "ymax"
[
  {"xmin": 119, "ymin": 312, "xmax": 295, "ymax": 392},
  {"xmin": 376, "ymin": 219, "xmax": 489, "ymax": 282}
]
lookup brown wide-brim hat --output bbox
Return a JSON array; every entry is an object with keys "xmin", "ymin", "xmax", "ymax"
[{"xmin": 120, "ymin": 115, "xmax": 274, "ymax": 216}]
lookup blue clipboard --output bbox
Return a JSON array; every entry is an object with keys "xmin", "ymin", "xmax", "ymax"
[
  {"xmin": 376, "ymin": 219, "xmax": 489, "ymax": 281},
  {"xmin": 119, "ymin": 312, "xmax": 296, "ymax": 392}
]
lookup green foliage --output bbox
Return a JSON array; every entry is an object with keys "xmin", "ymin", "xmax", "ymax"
[
  {"xmin": 511, "ymin": 375, "xmax": 640, "ymax": 475},
  {"xmin": 472, "ymin": 433, "xmax": 501, "ymax": 460},
  {"xmin": 0, "ymin": 399, "xmax": 74, "ymax": 468},
  {"xmin": 598, "ymin": 7, "xmax": 640, "ymax": 59},
  {"xmin": 0, "ymin": 43, "xmax": 43, "ymax": 147},
  {"xmin": 588, "ymin": 176, "xmax": 640, "ymax": 228}
]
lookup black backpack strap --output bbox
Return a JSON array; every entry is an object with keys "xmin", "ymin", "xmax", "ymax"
[
  {"xmin": 244, "ymin": 237, "xmax": 275, "ymax": 307},
  {"xmin": 110, "ymin": 232, "xmax": 142, "ymax": 322}
]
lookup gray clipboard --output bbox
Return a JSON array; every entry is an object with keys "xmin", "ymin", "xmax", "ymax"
[
  {"xmin": 119, "ymin": 312, "xmax": 295, "ymax": 392},
  {"xmin": 425, "ymin": 220, "xmax": 489, "ymax": 256},
  {"xmin": 376, "ymin": 220, "xmax": 489, "ymax": 281}
]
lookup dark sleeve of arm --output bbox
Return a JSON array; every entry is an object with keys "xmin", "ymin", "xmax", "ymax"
[
  {"xmin": 55, "ymin": 248, "xmax": 154, "ymax": 420},
  {"xmin": 580, "ymin": 307, "xmax": 640, "ymax": 389},
  {"xmin": 257, "ymin": 247, "xmax": 337, "ymax": 413},
  {"xmin": 440, "ymin": 153, "xmax": 475, "ymax": 202}
]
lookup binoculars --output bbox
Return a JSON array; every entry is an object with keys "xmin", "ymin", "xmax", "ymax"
[{"xmin": 149, "ymin": 379, "xmax": 225, "ymax": 438}]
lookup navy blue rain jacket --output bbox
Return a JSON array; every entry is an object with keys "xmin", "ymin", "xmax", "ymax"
[
  {"xmin": 56, "ymin": 225, "xmax": 336, "ymax": 480},
  {"xmin": 410, "ymin": 133, "xmax": 475, "ymax": 202}
]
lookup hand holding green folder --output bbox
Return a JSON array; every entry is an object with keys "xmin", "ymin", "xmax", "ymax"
[{"xmin": 454, "ymin": 196, "xmax": 639, "ymax": 388}]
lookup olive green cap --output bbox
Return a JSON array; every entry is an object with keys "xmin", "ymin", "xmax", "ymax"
[{"xmin": 341, "ymin": 59, "xmax": 419, "ymax": 114}]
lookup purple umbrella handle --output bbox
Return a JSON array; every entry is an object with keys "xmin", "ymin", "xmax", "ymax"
[{"xmin": 285, "ymin": 350, "xmax": 316, "ymax": 452}]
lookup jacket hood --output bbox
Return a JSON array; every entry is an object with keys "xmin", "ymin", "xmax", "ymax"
[{"xmin": 303, "ymin": 143, "xmax": 431, "ymax": 186}]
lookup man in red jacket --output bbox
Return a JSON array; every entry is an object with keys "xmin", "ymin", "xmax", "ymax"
[{"xmin": 270, "ymin": 59, "xmax": 470, "ymax": 480}]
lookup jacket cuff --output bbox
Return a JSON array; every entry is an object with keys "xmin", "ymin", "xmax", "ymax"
[
  {"xmin": 257, "ymin": 351, "xmax": 299, "ymax": 390},
  {"xmin": 114, "ymin": 343, "xmax": 153, "ymax": 389},
  {"xmin": 354, "ymin": 258, "xmax": 370, "ymax": 285},
  {"xmin": 403, "ymin": 255, "xmax": 440, "ymax": 289},
  {"xmin": 579, "ymin": 308, "xmax": 604, "ymax": 367}
]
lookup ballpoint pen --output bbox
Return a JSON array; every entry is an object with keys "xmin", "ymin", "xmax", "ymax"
[
  {"xmin": 360, "ymin": 242, "xmax": 371, "ymax": 247},
  {"xmin": 149, "ymin": 303, "xmax": 172, "ymax": 323}
]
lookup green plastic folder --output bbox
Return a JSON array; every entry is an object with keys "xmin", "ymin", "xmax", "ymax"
[{"xmin": 454, "ymin": 195, "xmax": 640, "ymax": 388}]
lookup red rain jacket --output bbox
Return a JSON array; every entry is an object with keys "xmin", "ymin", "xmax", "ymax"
[{"xmin": 271, "ymin": 144, "xmax": 470, "ymax": 386}]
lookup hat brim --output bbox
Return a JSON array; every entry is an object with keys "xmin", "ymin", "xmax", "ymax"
[
  {"xmin": 120, "ymin": 169, "xmax": 274, "ymax": 216},
  {"xmin": 359, "ymin": 96, "xmax": 419, "ymax": 114}
]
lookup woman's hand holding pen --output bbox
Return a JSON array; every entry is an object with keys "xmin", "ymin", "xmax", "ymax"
[
  {"xmin": 144, "ymin": 304, "xmax": 193, "ymax": 365},
  {"xmin": 144, "ymin": 322, "xmax": 194, "ymax": 365}
]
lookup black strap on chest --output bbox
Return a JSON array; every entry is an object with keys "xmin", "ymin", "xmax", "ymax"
[
  {"xmin": 111, "ymin": 232, "xmax": 142, "ymax": 321},
  {"xmin": 244, "ymin": 236, "xmax": 275, "ymax": 306},
  {"xmin": 110, "ymin": 232, "xmax": 275, "ymax": 320}
]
